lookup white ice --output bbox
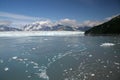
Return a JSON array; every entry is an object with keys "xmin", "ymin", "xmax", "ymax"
[
  {"xmin": 0, "ymin": 31, "xmax": 84, "ymax": 37},
  {"xmin": 4, "ymin": 67, "xmax": 9, "ymax": 71},
  {"xmin": 12, "ymin": 56, "xmax": 18, "ymax": 60},
  {"xmin": 100, "ymin": 43, "xmax": 115, "ymax": 47},
  {"xmin": 35, "ymin": 70, "xmax": 49, "ymax": 80}
]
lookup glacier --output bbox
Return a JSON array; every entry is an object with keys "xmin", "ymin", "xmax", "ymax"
[{"xmin": 0, "ymin": 31, "xmax": 84, "ymax": 37}]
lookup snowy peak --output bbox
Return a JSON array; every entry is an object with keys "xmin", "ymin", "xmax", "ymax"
[
  {"xmin": 23, "ymin": 20, "xmax": 54, "ymax": 31},
  {"xmin": 0, "ymin": 25, "xmax": 22, "ymax": 31},
  {"xmin": 23, "ymin": 20, "xmax": 76, "ymax": 31}
]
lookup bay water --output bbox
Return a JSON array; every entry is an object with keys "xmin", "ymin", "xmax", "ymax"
[{"xmin": 0, "ymin": 36, "xmax": 120, "ymax": 80}]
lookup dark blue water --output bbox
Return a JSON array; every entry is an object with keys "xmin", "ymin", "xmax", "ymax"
[{"xmin": 0, "ymin": 36, "xmax": 120, "ymax": 80}]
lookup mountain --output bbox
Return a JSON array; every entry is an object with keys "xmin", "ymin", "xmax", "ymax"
[
  {"xmin": 76, "ymin": 26, "xmax": 91, "ymax": 31},
  {"xmin": 23, "ymin": 21, "xmax": 91, "ymax": 31},
  {"xmin": 0, "ymin": 23, "xmax": 90, "ymax": 31},
  {"xmin": 52, "ymin": 24, "xmax": 75, "ymax": 31},
  {"xmin": 0, "ymin": 25, "xmax": 22, "ymax": 31},
  {"xmin": 23, "ymin": 23, "xmax": 76, "ymax": 31},
  {"xmin": 85, "ymin": 15, "xmax": 120, "ymax": 35}
]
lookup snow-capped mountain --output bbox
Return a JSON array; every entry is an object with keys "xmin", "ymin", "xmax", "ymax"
[
  {"xmin": 23, "ymin": 21, "xmax": 75, "ymax": 31},
  {"xmin": 0, "ymin": 25, "xmax": 22, "ymax": 31},
  {"xmin": 23, "ymin": 21, "xmax": 90, "ymax": 31},
  {"xmin": 23, "ymin": 20, "xmax": 53, "ymax": 31},
  {"xmin": 0, "ymin": 20, "xmax": 91, "ymax": 31}
]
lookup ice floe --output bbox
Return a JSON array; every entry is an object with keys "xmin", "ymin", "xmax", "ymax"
[
  {"xmin": 0, "ymin": 59, "xmax": 4, "ymax": 63},
  {"xmin": 12, "ymin": 56, "xmax": 18, "ymax": 59},
  {"xmin": 91, "ymin": 73, "xmax": 95, "ymax": 76},
  {"xmin": 4, "ymin": 67, "xmax": 9, "ymax": 71},
  {"xmin": 100, "ymin": 43, "xmax": 115, "ymax": 47},
  {"xmin": 35, "ymin": 70, "xmax": 49, "ymax": 80}
]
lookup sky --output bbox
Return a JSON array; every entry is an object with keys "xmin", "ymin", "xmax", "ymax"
[{"xmin": 0, "ymin": 0, "xmax": 120, "ymax": 27}]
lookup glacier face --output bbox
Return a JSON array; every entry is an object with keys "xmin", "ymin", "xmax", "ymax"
[{"xmin": 0, "ymin": 31, "xmax": 84, "ymax": 37}]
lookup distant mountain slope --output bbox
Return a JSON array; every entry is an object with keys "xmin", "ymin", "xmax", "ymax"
[
  {"xmin": 0, "ymin": 25, "xmax": 22, "ymax": 31},
  {"xmin": 23, "ymin": 24, "xmax": 75, "ymax": 31},
  {"xmin": 85, "ymin": 15, "xmax": 120, "ymax": 35},
  {"xmin": 23, "ymin": 21, "xmax": 91, "ymax": 31},
  {"xmin": 0, "ymin": 21, "xmax": 91, "ymax": 31}
]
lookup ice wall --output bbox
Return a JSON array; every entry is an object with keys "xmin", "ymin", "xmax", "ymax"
[{"xmin": 0, "ymin": 31, "xmax": 84, "ymax": 37}]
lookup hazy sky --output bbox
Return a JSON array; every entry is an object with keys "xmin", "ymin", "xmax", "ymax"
[{"xmin": 0, "ymin": 0, "xmax": 120, "ymax": 26}]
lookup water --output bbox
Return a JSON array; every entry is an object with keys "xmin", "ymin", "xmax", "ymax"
[{"xmin": 0, "ymin": 36, "xmax": 120, "ymax": 80}]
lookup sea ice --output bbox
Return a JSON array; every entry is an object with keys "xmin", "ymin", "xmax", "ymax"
[
  {"xmin": 0, "ymin": 59, "xmax": 4, "ymax": 63},
  {"xmin": 4, "ymin": 67, "xmax": 9, "ymax": 71},
  {"xmin": 35, "ymin": 70, "xmax": 49, "ymax": 80},
  {"xmin": 32, "ymin": 47, "xmax": 36, "ymax": 50},
  {"xmin": 88, "ymin": 54, "xmax": 93, "ymax": 57},
  {"xmin": 100, "ymin": 43, "xmax": 115, "ymax": 47},
  {"xmin": 91, "ymin": 73, "xmax": 95, "ymax": 76},
  {"xmin": 27, "ymin": 75, "xmax": 31, "ymax": 78},
  {"xmin": 12, "ymin": 56, "xmax": 18, "ymax": 59}
]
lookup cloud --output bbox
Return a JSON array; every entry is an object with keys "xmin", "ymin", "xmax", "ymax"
[
  {"xmin": 79, "ymin": 20, "xmax": 102, "ymax": 27},
  {"xmin": 0, "ymin": 11, "xmax": 51, "ymax": 27},
  {"xmin": 56, "ymin": 18, "xmax": 79, "ymax": 27},
  {"xmin": 1, "ymin": 11, "xmax": 117, "ymax": 28},
  {"xmin": 30, "ymin": 18, "xmax": 102, "ymax": 28},
  {"xmin": 0, "ymin": 12, "xmax": 37, "ymax": 20},
  {"xmin": 0, "ymin": 20, "xmax": 12, "ymax": 26},
  {"xmin": 56, "ymin": 18, "xmax": 102, "ymax": 27},
  {"xmin": 32, "ymin": 19, "xmax": 54, "ymax": 27}
]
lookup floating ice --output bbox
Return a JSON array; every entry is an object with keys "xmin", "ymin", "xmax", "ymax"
[
  {"xmin": 88, "ymin": 54, "xmax": 93, "ymax": 57},
  {"xmin": 100, "ymin": 43, "xmax": 115, "ymax": 47},
  {"xmin": 23, "ymin": 58, "xmax": 28, "ymax": 61},
  {"xmin": 69, "ymin": 68, "xmax": 73, "ymax": 71},
  {"xmin": 25, "ymin": 70, "xmax": 28, "ymax": 73},
  {"xmin": 27, "ymin": 75, "xmax": 31, "ymax": 78},
  {"xmin": 17, "ymin": 58, "xmax": 23, "ymax": 62},
  {"xmin": 33, "ymin": 66, "xmax": 39, "ymax": 68},
  {"xmin": 114, "ymin": 62, "xmax": 120, "ymax": 65},
  {"xmin": 32, "ymin": 47, "xmax": 36, "ymax": 50},
  {"xmin": 0, "ymin": 31, "xmax": 84, "ymax": 37},
  {"xmin": 64, "ymin": 78, "xmax": 69, "ymax": 80},
  {"xmin": 4, "ymin": 67, "xmax": 9, "ymax": 71},
  {"xmin": 12, "ymin": 56, "xmax": 18, "ymax": 59},
  {"xmin": 0, "ymin": 59, "xmax": 4, "ymax": 63},
  {"xmin": 35, "ymin": 70, "xmax": 49, "ymax": 80},
  {"xmin": 44, "ymin": 38, "xmax": 49, "ymax": 40},
  {"xmin": 91, "ymin": 73, "xmax": 95, "ymax": 76}
]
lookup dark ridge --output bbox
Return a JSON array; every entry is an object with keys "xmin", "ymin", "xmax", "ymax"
[{"xmin": 85, "ymin": 15, "xmax": 120, "ymax": 36}]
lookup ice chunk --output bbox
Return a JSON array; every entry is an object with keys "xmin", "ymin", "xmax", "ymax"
[
  {"xmin": 12, "ymin": 56, "xmax": 18, "ymax": 59},
  {"xmin": 27, "ymin": 75, "xmax": 31, "ymax": 78},
  {"xmin": 100, "ymin": 43, "xmax": 115, "ymax": 47},
  {"xmin": 33, "ymin": 66, "xmax": 39, "ymax": 68},
  {"xmin": 88, "ymin": 54, "xmax": 93, "ymax": 57},
  {"xmin": 35, "ymin": 70, "xmax": 49, "ymax": 80},
  {"xmin": 4, "ymin": 67, "xmax": 9, "ymax": 71},
  {"xmin": 91, "ymin": 73, "xmax": 95, "ymax": 76},
  {"xmin": 69, "ymin": 68, "xmax": 72, "ymax": 71},
  {"xmin": 32, "ymin": 47, "xmax": 36, "ymax": 50},
  {"xmin": 0, "ymin": 59, "xmax": 4, "ymax": 63}
]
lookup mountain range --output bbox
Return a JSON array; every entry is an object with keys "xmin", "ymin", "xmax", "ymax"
[
  {"xmin": 23, "ymin": 23, "xmax": 90, "ymax": 31},
  {"xmin": 0, "ymin": 25, "xmax": 22, "ymax": 31},
  {"xmin": 1, "ymin": 14, "xmax": 120, "ymax": 34},
  {"xmin": 0, "ymin": 22, "xmax": 91, "ymax": 31},
  {"xmin": 85, "ymin": 15, "xmax": 120, "ymax": 35}
]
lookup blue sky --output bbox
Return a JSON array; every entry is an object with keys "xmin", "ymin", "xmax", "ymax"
[{"xmin": 0, "ymin": 0, "xmax": 120, "ymax": 27}]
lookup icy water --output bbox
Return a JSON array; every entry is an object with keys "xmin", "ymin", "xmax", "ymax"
[{"xmin": 0, "ymin": 36, "xmax": 120, "ymax": 80}]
